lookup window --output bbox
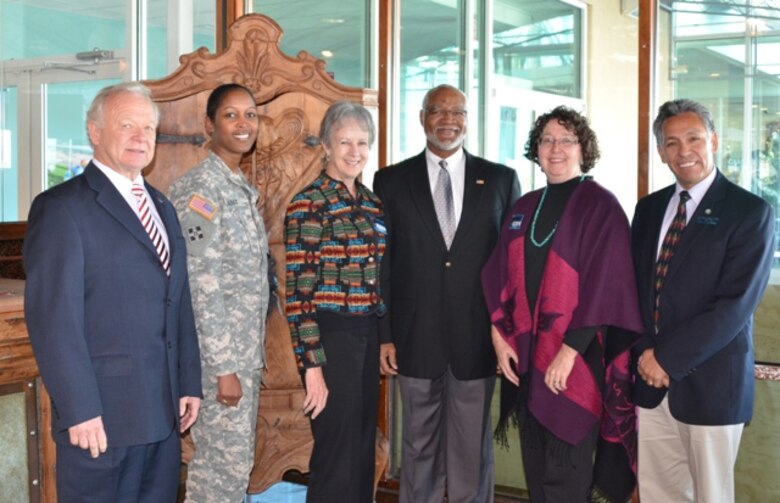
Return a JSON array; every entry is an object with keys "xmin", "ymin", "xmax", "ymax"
[
  {"xmin": 249, "ymin": 0, "xmax": 372, "ymax": 88},
  {"xmin": 396, "ymin": 0, "xmax": 585, "ymax": 196},
  {"xmin": 655, "ymin": 0, "xmax": 780, "ymax": 269},
  {"xmin": 487, "ymin": 0, "xmax": 583, "ymax": 192},
  {"xmin": 0, "ymin": 0, "xmax": 216, "ymax": 222}
]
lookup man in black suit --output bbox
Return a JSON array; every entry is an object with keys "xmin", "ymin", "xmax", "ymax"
[
  {"xmin": 24, "ymin": 82, "xmax": 202, "ymax": 502},
  {"xmin": 374, "ymin": 84, "xmax": 521, "ymax": 503},
  {"xmin": 631, "ymin": 99, "xmax": 774, "ymax": 502}
]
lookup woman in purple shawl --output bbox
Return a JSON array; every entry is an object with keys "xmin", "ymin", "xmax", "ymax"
[{"xmin": 481, "ymin": 106, "xmax": 643, "ymax": 502}]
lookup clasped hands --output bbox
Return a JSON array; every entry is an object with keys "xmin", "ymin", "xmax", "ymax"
[{"xmin": 637, "ymin": 348, "xmax": 670, "ymax": 388}]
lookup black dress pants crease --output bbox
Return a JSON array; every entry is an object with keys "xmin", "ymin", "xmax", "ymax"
[
  {"xmin": 519, "ymin": 402, "xmax": 599, "ymax": 503},
  {"xmin": 306, "ymin": 312, "xmax": 379, "ymax": 503}
]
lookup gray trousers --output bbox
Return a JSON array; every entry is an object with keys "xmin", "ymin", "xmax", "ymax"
[{"xmin": 399, "ymin": 368, "xmax": 495, "ymax": 503}]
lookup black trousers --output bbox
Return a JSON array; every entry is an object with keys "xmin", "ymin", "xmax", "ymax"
[
  {"xmin": 306, "ymin": 312, "xmax": 379, "ymax": 503},
  {"xmin": 519, "ymin": 402, "xmax": 599, "ymax": 503}
]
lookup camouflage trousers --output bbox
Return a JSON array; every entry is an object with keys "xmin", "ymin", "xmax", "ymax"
[{"xmin": 184, "ymin": 368, "xmax": 262, "ymax": 503}]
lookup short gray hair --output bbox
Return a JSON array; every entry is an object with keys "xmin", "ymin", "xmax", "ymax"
[
  {"xmin": 86, "ymin": 82, "xmax": 159, "ymax": 143},
  {"xmin": 653, "ymin": 99, "xmax": 716, "ymax": 145},
  {"xmin": 319, "ymin": 101, "xmax": 376, "ymax": 148}
]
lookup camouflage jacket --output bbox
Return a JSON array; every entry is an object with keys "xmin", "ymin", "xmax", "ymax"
[{"xmin": 170, "ymin": 151, "xmax": 269, "ymax": 376}]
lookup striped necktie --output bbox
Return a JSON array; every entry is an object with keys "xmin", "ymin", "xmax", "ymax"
[
  {"xmin": 654, "ymin": 190, "xmax": 690, "ymax": 330},
  {"xmin": 433, "ymin": 159, "xmax": 456, "ymax": 248},
  {"xmin": 132, "ymin": 182, "xmax": 171, "ymax": 276}
]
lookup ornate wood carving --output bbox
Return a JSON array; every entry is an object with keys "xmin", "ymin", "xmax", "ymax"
[
  {"xmin": 0, "ymin": 222, "xmax": 27, "ymax": 280},
  {"xmin": 0, "ymin": 280, "xmax": 56, "ymax": 502},
  {"xmin": 142, "ymin": 13, "xmax": 380, "ymax": 494}
]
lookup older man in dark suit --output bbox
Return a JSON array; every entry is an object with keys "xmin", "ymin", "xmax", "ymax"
[
  {"xmin": 374, "ymin": 84, "xmax": 521, "ymax": 503},
  {"xmin": 24, "ymin": 82, "xmax": 202, "ymax": 502},
  {"xmin": 631, "ymin": 99, "xmax": 775, "ymax": 502}
]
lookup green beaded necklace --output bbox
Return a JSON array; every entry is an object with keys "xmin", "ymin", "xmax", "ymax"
[{"xmin": 529, "ymin": 174, "xmax": 587, "ymax": 248}]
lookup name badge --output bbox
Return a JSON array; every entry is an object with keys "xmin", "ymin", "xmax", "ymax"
[
  {"xmin": 695, "ymin": 216, "xmax": 719, "ymax": 226},
  {"xmin": 374, "ymin": 219, "xmax": 387, "ymax": 234},
  {"xmin": 509, "ymin": 214, "xmax": 524, "ymax": 230}
]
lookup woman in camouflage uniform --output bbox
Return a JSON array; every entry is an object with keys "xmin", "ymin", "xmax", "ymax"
[{"xmin": 170, "ymin": 83, "xmax": 269, "ymax": 503}]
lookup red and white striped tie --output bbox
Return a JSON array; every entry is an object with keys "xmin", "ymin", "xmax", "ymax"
[{"xmin": 132, "ymin": 182, "xmax": 170, "ymax": 276}]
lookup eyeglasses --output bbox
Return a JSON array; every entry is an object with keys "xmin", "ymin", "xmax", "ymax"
[
  {"xmin": 538, "ymin": 136, "xmax": 579, "ymax": 149},
  {"xmin": 424, "ymin": 108, "xmax": 468, "ymax": 119}
]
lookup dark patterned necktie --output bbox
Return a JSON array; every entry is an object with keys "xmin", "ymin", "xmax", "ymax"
[{"xmin": 654, "ymin": 190, "xmax": 690, "ymax": 330}]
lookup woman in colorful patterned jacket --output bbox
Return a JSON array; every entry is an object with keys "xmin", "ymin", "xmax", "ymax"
[
  {"xmin": 284, "ymin": 101, "xmax": 386, "ymax": 503},
  {"xmin": 481, "ymin": 106, "xmax": 643, "ymax": 502}
]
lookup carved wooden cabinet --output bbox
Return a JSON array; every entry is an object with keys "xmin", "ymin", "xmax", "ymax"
[
  {"xmin": 143, "ymin": 14, "xmax": 382, "ymax": 493},
  {"xmin": 0, "ymin": 279, "xmax": 56, "ymax": 502}
]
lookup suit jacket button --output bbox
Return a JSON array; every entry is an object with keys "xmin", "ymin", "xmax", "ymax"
[
  {"xmin": 168, "ymin": 342, "xmax": 173, "ymax": 349},
  {"xmin": 445, "ymin": 261, "xmax": 452, "ymax": 267}
]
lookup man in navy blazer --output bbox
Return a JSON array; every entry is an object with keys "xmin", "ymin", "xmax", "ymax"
[
  {"xmin": 374, "ymin": 84, "xmax": 520, "ymax": 503},
  {"xmin": 631, "ymin": 99, "xmax": 774, "ymax": 502},
  {"xmin": 24, "ymin": 82, "xmax": 202, "ymax": 502}
]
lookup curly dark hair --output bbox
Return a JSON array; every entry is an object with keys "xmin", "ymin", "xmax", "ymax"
[{"xmin": 524, "ymin": 106, "xmax": 601, "ymax": 172}]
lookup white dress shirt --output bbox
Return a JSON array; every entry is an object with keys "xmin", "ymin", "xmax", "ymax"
[
  {"xmin": 656, "ymin": 167, "xmax": 717, "ymax": 260},
  {"xmin": 92, "ymin": 159, "xmax": 170, "ymax": 250}
]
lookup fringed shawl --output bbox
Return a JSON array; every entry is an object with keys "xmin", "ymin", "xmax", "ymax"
[{"xmin": 481, "ymin": 179, "xmax": 643, "ymax": 502}]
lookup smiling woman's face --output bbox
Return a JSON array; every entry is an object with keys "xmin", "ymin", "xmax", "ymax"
[
  {"xmin": 537, "ymin": 120, "xmax": 583, "ymax": 184},
  {"xmin": 323, "ymin": 117, "xmax": 371, "ymax": 189},
  {"xmin": 206, "ymin": 88, "xmax": 259, "ymax": 166}
]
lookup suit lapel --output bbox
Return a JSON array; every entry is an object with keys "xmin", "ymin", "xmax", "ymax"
[
  {"xmin": 451, "ymin": 151, "xmax": 485, "ymax": 250},
  {"xmin": 85, "ymin": 163, "xmax": 164, "ymax": 265},
  {"xmin": 405, "ymin": 152, "xmax": 449, "ymax": 250},
  {"xmin": 149, "ymin": 185, "xmax": 179, "ymax": 286}
]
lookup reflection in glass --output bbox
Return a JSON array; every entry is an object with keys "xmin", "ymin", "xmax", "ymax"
[
  {"xmin": 661, "ymin": 0, "xmax": 780, "ymax": 266},
  {"xmin": 1, "ymin": 0, "xmax": 125, "ymax": 61},
  {"xmin": 493, "ymin": 0, "xmax": 580, "ymax": 97},
  {"xmin": 249, "ymin": 0, "xmax": 370, "ymax": 88},
  {"xmin": 398, "ymin": 0, "xmax": 462, "ymax": 159},
  {"xmin": 489, "ymin": 0, "xmax": 583, "ymax": 192},
  {"xmin": 44, "ymin": 80, "xmax": 118, "ymax": 190},
  {"xmin": 1, "ymin": 87, "xmax": 18, "ymax": 221}
]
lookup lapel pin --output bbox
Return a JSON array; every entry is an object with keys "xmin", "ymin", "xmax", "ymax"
[{"xmin": 476, "ymin": 179, "xmax": 485, "ymax": 185}]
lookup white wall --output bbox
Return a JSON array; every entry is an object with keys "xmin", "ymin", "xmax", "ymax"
[{"xmin": 584, "ymin": 0, "xmax": 641, "ymax": 217}]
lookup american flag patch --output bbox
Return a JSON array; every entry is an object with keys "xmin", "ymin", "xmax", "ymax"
[{"xmin": 188, "ymin": 195, "xmax": 218, "ymax": 221}]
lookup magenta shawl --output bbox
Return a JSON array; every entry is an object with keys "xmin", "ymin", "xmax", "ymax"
[{"xmin": 481, "ymin": 179, "xmax": 643, "ymax": 501}]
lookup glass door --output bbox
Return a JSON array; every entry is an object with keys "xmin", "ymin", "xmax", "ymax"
[
  {"xmin": 0, "ymin": 86, "xmax": 18, "ymax": 221},
  {"xmin": 1, "ymin": 58, "xmax": 122, "ymax": 221}
]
